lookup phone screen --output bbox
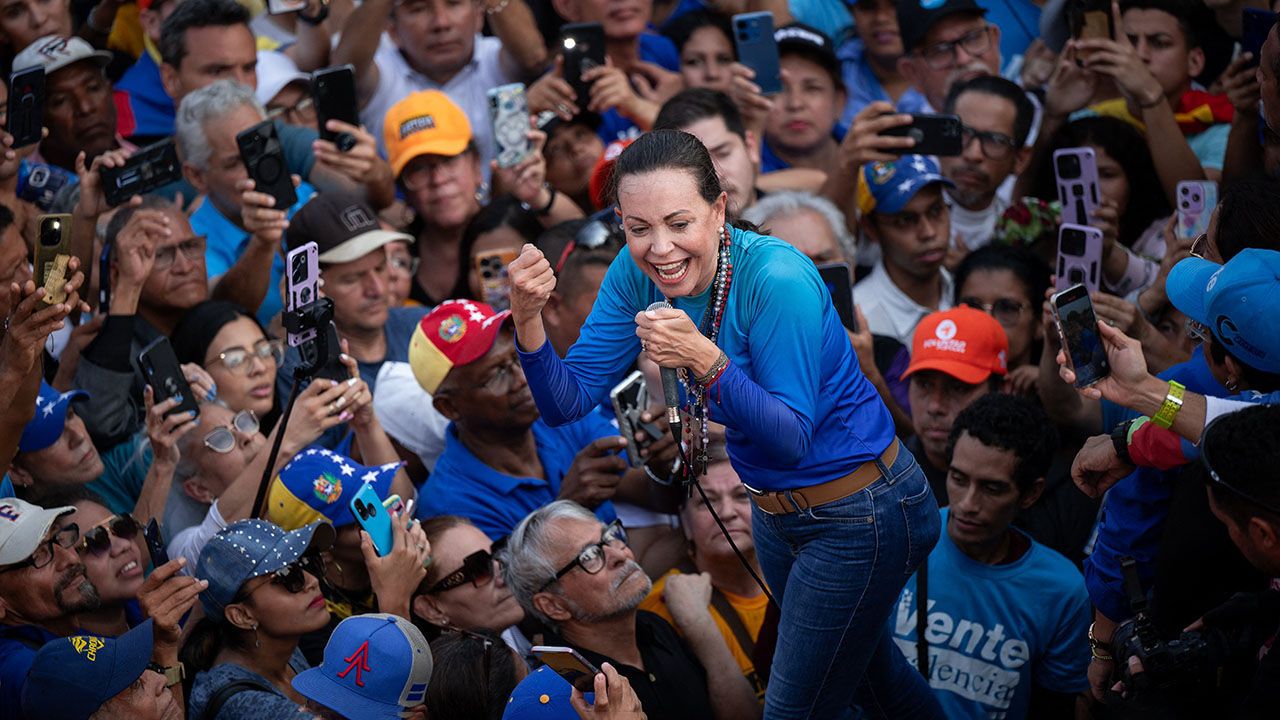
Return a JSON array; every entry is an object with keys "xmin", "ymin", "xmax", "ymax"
[{"xmin": 1055, "ymin": 288, "xmax": 1110, "ymax": 387}]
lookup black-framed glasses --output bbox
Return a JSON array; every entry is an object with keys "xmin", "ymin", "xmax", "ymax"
[
  {"xmin": 427, "ymin": 549, "xmax": 495, "ymax": 594},
  {"xmin": 153, "ymin": 236, "xmax": 206, "ymax": 270},
  {"xmin": 917, "ymin": 26, "xmax": 992, "ymax": 69},
  {"xmin": 203, "ymin": 410, "xmax": 259, "ymax": 453},
  {"xmin": 555, "ymin": 219, "xmax": 624, "ymax": 273},
  {"xmin": 1201, "ymin": 422, "xmax": 1280, "ymax": 516},
  {"xmin": 79, "ymin": 514, "xmax": 141, "ymax": 556},
  {"xmin": 212, "ymin": 339, "xmax": 284, "ymax": 373},
  {"xmin": 536, "ymin": 520, "xmax": 627, "ymax": 593},
  {"xmin": 959, "ymin": 124, "xmax": 1018, "ymax": 161},
  {"xmin": 0, "ymin": 524, "xmax": 79, "ymax": 573},
  {"xmin": 960, "ymin": 296, "xmax": 1029, "ymax": 326}
]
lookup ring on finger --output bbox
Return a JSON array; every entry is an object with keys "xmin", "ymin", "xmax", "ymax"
[{"xmin": 328, "ymin": 401, "xmax": 338, "ymax": 413}]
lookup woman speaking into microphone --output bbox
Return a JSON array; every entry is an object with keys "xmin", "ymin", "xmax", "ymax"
[{"xmin": 508, "ymin": 130, "xmax": 942, "ymax": 719}]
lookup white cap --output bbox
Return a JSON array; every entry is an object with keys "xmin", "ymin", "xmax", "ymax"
[
  {"xmin": 255, "ymin": 50, "xmax": 310, "ymax": 108},
  {"xmin": 0, "ymin": 498, "xmax": 75, "ymax": 566},
  {"xmin": 373, "ymin": 362, "xmax": 448, "ymax": 472},
  {"xmin": 13, "ymin": 35, "xmax": 111, "ymax": 75}
]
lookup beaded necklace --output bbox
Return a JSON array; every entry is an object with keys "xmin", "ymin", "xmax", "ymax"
[{"xmin": 672, "ymin": 224, "xmax": 733, "ymax": 477}]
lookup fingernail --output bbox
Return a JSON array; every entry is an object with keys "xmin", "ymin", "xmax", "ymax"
[
  {"xmin": 192, "ymin": 418, "xmax": 200, "ymax": 426},
  {"xmin": 177, "ymin": 557, "xmax": 187, "ymax": 566},
  {"xmin": 346, "ymin": 377, "xmax": 358, "ymax": 386},
  {"xmin": 340, "ymin": 411, "xmax": 352, "ymax": 421},
  {"xmin": 188, "ymin": 410, "xmax": 197, "ymax": 418},
  {"xmin": 335, "ymin": 396, "xmax": 346, "ymax": 409},
  {"xmin": 205, "ymin": 390, "xmax": 216, "ymax": 401},
  {"xmin": 174, "ymin": 393, "xmax": 183, "ymax": 403}
]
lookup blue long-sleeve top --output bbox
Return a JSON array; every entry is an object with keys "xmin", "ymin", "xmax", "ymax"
[{"xmin": 517, "ymin": 226, "xmax": 896, "ymax": 492}]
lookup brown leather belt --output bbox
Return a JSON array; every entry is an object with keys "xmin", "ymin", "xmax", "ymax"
[{"xmin": 746, "ymin": 439, "xmax": 900, "ymax": 515}]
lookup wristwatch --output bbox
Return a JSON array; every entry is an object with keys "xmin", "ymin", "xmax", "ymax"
[
  {"xmin": 520, "ymin": 184, "xmax": 557, "ymax": 216},
  {"xmin": 148, "ymin": 661, "xmax": 186, "ymax": 688},
  {"xmin": 1111, "ymin": 420, "xmax": 1133, "ymax": 465},
  {"xmin": 297, "ymin": 0, "xmax": 330, "ymax": 25}
]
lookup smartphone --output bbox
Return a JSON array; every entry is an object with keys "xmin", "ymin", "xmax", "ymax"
[
  {"xmin": 6, "ymin": 66, "xmax": 44, "ymax": 149},
  {"xmin": 1052, "ymin": 283, "xmax": 1110, "ymax": 388},
  {"xmin": 1053, "ymin": 147, "xmax": 1100, "ymax": 227},
  {"xmin": 732, "ymin": 12, "xmax": 782, "ymax": 96},
  {"xmin": 531, "ymin": 645, "xmax": 601, "ymax": 693},
  {"xmin": 610, "ymin": 370, "xmax": 662, "ymax": 467},
  {"xmin": 100, "ymin": 140, "xmax": 182, "ymax": 207},
  {"xmin": 33, "ymin": 213, "xmax": 72, "ymax": 305},
  {"xmin": 311, "ymin": 64, "xmax": 359, "ymax": 151},
  {"xmin": 98, "ymin": 241, "xmax": 111, "ymax": 314},
  {"xmin": 138, "ymin": 336, "xmax": 200, "ymax": 417},
  {"xmin": 1056, "ymin": 223, "xmax": 1103, "ymax": 293},
  {"xmin": 1069, "ymin": 0, "xmax": 1114, "ymax": 42},
  {"xmin": 475, "ymin": 249, "xmax": 519, "ymax": 312},
  {"xmin": 143, "ymin": 519, "xmax": 169, "ymax": 568},
  {"xmin": 382, "ymin": 494, "xmax": 404, "ymax": 518},
  {"xmin": 237, "ymin": 120, "xmax": 297, "ymax": 210},
  {"xmin": 1242, "ymin": 8, "xmax": 1276, "ymax": 68},
  {"xmin": 266, "ymin": 0, "xmax": 307, "ymax": 13},
  {"xmin": 882, "ymin": 114, "xmax": 964, "ymax": 157},
  {"xmin": 285, "ymin": 242, "xmax": 320, "ymax": 347},
  {"xmin": 488, "ymin": 83, "xmax": 530, "ymax": 169},
  {"xmin": 350, "ymin": 481, "xmax": 395, "ymax": 557},
  {"xmin": 817, "ymin": 262, "xmax": 856, "ymax": 332},
  {"xmin": 1175, "ymin": 180, "xmax": 1218, "ymax": 242},
  {"xmin": 561, "ymin": 23, "xmax": 606, "ymax": 104}
]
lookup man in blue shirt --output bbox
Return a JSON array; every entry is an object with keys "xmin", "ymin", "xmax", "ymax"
[
  {"xmin": 408, "ymin": 300, "xmax": 634, "ymax": 539},
  {"xmin": 838, "ymin": 0, "xmax": 929, "ymax": 125},
  {"xmin": 891, "ymin": 394, "xmax": 1090, "ymax": 719}
]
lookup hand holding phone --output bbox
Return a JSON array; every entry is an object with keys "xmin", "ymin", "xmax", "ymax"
[
  {"xmin": 33, "ymin": 214, "xmax": 72, "ymax": 305},
  {"xmin": 475, "ymin": 249, "xmax": 519, "ymax": 311},
  {"xmin": 489, "ymin": 83, "xmax": 530, "ymax": 169},
  {"xmin": 1051, "ymin": 283, "xmax": 1110, "ymax": 388},
  {"xmin": 561, "ymin": 23, "xmax": 606, "ymax": 103},
  {"xmin": 100, "ymin": 140, "xmax": 182, "ymax": 207},
  {"xmin": 817, "ymin": 262, "xmax": 857, "ymax": 332},
  {"xmin": 1053, "ymin": 147, "xmax": 1100, "ymax": 227},
  {"xmin": 144, "ymin": 519, "xmax": 170, "ymax": 568},
  {"xmin": 351, "ymin": 482, "xmax": 395, "ymax": 556},
  {"xmin": 138, "ymin": 337, "xmax": 200, "ymax": 418},
  {"xmin": 6, "ymin": 66, "xmax": 44, "ymax": 149},
  {"xmin": 237, "ymin": 120, "xmax": 297, "ymax": 210},
  {"xmin": 1175, "ymin": 180, "xmax": 1217, "ymax": 242},
  {"xmin": 1056, "ymin": 223, "xmax": 1103, "ymax": 293},
  {"xmin": 881, "ymin": 114, "xmax": 964, "ymax": 157},
  {"xmin": 531, "ymin": 645, "xmax": 602, "ymax": 692},
  {"xmin": 610, "ymin": 371, "xmax": 662, "ymax": 467},
  {"xmin": 312, "ymin": 65, "xmax": 360, "ymax": 151}
]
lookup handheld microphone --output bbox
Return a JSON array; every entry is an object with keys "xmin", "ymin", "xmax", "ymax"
[{"xmin": 644, "ymin": 301, "xmax": 683, "ymax": 441}]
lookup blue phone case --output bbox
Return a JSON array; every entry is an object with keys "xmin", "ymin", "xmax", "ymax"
[{"xmin": 350, "ymin": 482, "xmax": 395, "ymax": 556}]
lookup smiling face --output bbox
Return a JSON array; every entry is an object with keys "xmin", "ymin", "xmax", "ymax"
[
  {"xmin": 766, "ymin": 55, "xmax": 843, "ymax": 156},
  {"xmin": 945, "ymin": 431, "xmax": 1037, "ymax": 556},
  {"xmin": 680, "ymin": 25, "xmax": 736, "ymax": 93},
  {"xmin": 414, "ymin": 524, "xmax": 525, "ymax": 631},
  {"xmin": 617, "ymin": 169, "xmax": 727, "ymax": 297},
  {"xmin": 68, "ymin": 501, "xmax": 144, "ymax": 604},
  {"xmin": 204, "ymin": 316, "xmax": 276, "ymax": 418}
]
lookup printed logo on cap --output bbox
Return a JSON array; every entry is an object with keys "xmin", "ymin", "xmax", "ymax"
[
  {"xmin": 774, "ymin": 26, "xmax": 827, "ymax": 48},
  {"xmin": 1207, "ymin": 269, "xmax": 1222, "ymax": 292},
  {"xmin": 870, "ymin": 162, "xmax": 896, "ymax": 185},
  {"xmin": 0, "ymin": 502, "xmax": 20, "ymax": 522},
  {"xmin": 340, "ymin": 205, "xmax": 376, "ymax": 233},
  {"xmin": 923, "ymin": 319, "xmax": 967, "ymax": 353},
  {"xmin": 399, "ymin": 115, "xmax": 436, "ymax": 139},
  {"xmin": 70, "ymin": 636, "xmax": 104, "ymax": 661},
  {"xmin": 313, "ymin": 474, "xmax": 342, "ymax": 504},
  {"xmin": 37, "ymin": 37, "xmax": 71, "ymax": 59},
  {"xmin": 935, "ymin": 319, "xmax": 957, "ymax": 340},
  {"xmin": 338, "ymin": 640, "xmax": 372, "ymax": 687},
  {"xmin": 1216, "ymin": 315, "xmax": 1267, "ymax": 362},
  {"xmin": 439, "ymin": 315, "xmax": 466, "ymax": 343}
]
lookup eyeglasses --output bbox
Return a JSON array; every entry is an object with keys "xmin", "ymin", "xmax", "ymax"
[
  {"xmin": 388, "ymin": 254, "xmax": 420, "ymax": 275},
  {"xmin": 203, "ymin": 410, "xmax": 259, "ymax": 453},
  {"xmin": 1201, "ymin": 422, "xmax": 1280, "ymax": 516},
  {"xmin": 917, "ymin": 27, "xmax": 992, "ymax": 70},
  {"xmin": 481, "ymin": 355, "xmax": 522, "ymax": 395},
  {"xmin": 153, "ymin": 236, "xmax": 206, "ymax": 270},
  {"xmin": 239, "ymin": 555, "xmax": 325, "ymax": 601},
  {"xmin": 555, "ymin": 220, "xmax": 624, "ymax": 273},
  {"xmin": 400, "ymin": 153, "xmax": 470, "ymax": 192},
  {"xmin": 79, "ymin": 514, "xmax": 140, "ymax": 557},
  {"xmin": 1186, "ymin": 318, "xmax": 1211, "ymax": 344},
  {"xmin": 536, "ymin": 520, "xmax": 627, "ymax": 593},
  {"xmin": 0, "ymin": 524, "xmax": 79, "ymax": 573},
  {"xmin": 959, "ymin": 124, "xmax": 1018, "ymax": 161},
  {"xmin": 266, "ymin": 96, "xmax": 315, "ymax": 124},
  {"xmin": 212, "ymin": 339, "xmax": 284, "ymax": 374},
  {"xmin": 427, "ymin": 549, "xmax": 495, "ymax": 594},
  {"xmin": 960, "ymin": 296, "xmax": 1029, "ymax": 326}
]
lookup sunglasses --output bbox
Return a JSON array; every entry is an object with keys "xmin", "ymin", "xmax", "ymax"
[
  {"xmin": 78, "ymin": 514, "xmax": 141, "ymax": 556},
  {"xmin": 241, "ymin": 554, "xmax": 325, "ymax": 600},
  {"xmin": 555, "ymin": 220, "xmax": 623, "ymax": 273},
  {"xmin": 203, "ymin": 410, "xmax": 260, "ymax": 453},
  {"xmin": 427, "ymin": 549, "xmax": 495, "ymax": 594}
]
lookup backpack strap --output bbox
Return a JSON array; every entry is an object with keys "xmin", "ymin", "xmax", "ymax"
[
  {"xmin": 709, "ymin": 587, "xmax": 756, "ymax": 659},
  {"xmin": 198, "ymin": 679, "xmax": 276, "ymax": 720}
]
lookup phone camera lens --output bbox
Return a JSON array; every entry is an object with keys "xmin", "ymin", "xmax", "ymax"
[{"xmin": 1056, "ymin": 154, "xmax": 1082, "ymax": 180}]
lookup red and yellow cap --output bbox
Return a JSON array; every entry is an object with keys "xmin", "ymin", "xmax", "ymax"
[
  {"xmin": 903, "ymin": 306, "xmax": 1009, "ymax": 384},
  {"xmin": 408, "ymin": 300, "xmax": 512, "ymax": 394}
]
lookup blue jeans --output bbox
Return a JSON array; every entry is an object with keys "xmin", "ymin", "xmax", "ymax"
[{"xmin": 753, "ymin": 443, "xmax": 944, "ymax": 719}]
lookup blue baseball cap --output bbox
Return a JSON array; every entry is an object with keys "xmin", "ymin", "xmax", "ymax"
[
  {"xmin": 21, "ymin": 619, "xmax": 156, "ymax": 720},
  {"xmin": 856, "ymin": 154, "xmax": 954, "ymax": 216},
  {"xmin": 1167, "ymin": 249, "xmax": 1280, "ymax": 373},
  {"xmin": 266, "ymin": 445, "xmax": 401, "ymax": 531},
  {"xmin": 196, "ymin": 518, "xmax": 335, "ymax": 620},
  {"xmin": 292, "ymin": 613, "xmax": 433, "ymax": 719},
  {"xmin": 501, "ymin": 666, "xmax": 594, "ymax": 719},
  {"xmin": 19, "ymin": 381, "xmax": 87, "ymax": 453}
]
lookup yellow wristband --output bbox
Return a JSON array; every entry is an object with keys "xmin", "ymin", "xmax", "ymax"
[{"xmin": 1152, "ymin": 380, "xmax": 1186, "ymax": 429}]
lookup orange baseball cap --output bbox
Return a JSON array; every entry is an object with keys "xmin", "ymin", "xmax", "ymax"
[
  {"xmin": 903, "ymin": 306, "xmax": 1009, "ymax": 384},
  {"xmin": 383, "ymin": 90, "xmax": 472, "ymax": 178}
]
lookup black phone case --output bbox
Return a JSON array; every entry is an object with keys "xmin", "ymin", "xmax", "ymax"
[
  {"xmin": 7, "ymin": 66, "xmax": 44, "ymax": 148},
  {"xmin": 139, "ymin": 337, "xmax": 200, "ymax": 417},
  {"xmin": 561, "ymin": 23, "xmax": 606, "ymax": 104},
  {"xmin": 1242, "ymin": 9, "xmax": 1276, "ymax": 68},
  {"xmin": 144, "ymin": 519, "xmax": 169, "ymax": 568},
  {"xmin": 236, "ymin": 120, "xmax": 298, "ymax": 210},
  {"xmin": 883, "ymin": 114, "xmax": 964, "ymax": 156},
  {"xmin": 100, "ymin": 140, "xmax": 182, "ymax": 207},
  {"xmin": 312, "ymin": 65, "xmax": 360, "ymax": 147},
  {"xmin": 818, "ymin": 263, "xmax": 856, "ymax": 332}
]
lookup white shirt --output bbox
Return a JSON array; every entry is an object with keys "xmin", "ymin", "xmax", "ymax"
[
  {"xmin": 946, "ymin": 192, "xmax": 1007, "ymax": 250},
  {"xmin": 373, "ymin": 362, "xmax": 449, "ymax": 472},
  {"xmin": 170, "ymin": 499, "xmax": 229, "ymax": 576},
  {"xmin": 362, "ymin": 34, "xmax": 518, "ymax": 173},
  {"xmin": 854, "ymin": 261, "xmax": 954, "ymax": 347}
]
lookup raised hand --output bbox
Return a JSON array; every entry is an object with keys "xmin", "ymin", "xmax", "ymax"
[
  {"xmin": 559, "ymin": 435, "xmax": 628, "ymax": 509},
  {"xmin": 508, "ymin": 244, "xmax": 556, "ymax": 325},
  {"xmin": 527, "ymin": 56, "xmax": 579, "ymax": 120},
  {"xmin": 361, "ymin": 505, "xmax": 429, "ymax": 619}
]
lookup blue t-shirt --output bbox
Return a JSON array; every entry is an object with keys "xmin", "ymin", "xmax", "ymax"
[
  {"xmin": 0, "ymin": 625, "xmax": 57, "ymax": 720},
  {"xmin": 193, "ymin": 182, "xmax": 317, "ymax": 327},
  {"xmin": 979, "ymin": 0, "xmax": 1041, "ymax": 79},
  {"xmin": 518, "ymin": 226, "xmax": 895, "ymax": 492},
  {"xmin": 85, "ymin": 434, "xmax": 153, "ymax": 516},
  {"xmin": 837, "ymin": 37, "xmax": 931, "ymax": 128},
  {"xmin": 115, "ymin": 52, "xmax": 176, "ymax": 140},
  {"xmin": 417, "ymin": 415, "xmax": 619, "ymax": 539},
  {"xmin": 1088, "ymin": 346, "xmax": 1226, "ymax": 622},
  {"xmin": 597, "ymin": 33, "xmax": 681, "ymax": 144},
  {"xmin": 891, "ymin": 510, "xmax": 1091, "ymax": 719}
]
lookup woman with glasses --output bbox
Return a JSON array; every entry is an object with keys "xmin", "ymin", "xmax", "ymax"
[
  {"xmin": 953, "ymin": 245, "xmax": 1050, "ymax": 393},
  {"xmin": 173, "ymin": 301, "xmax": 283, "ymax": 429},
  {"xmin": 412, "ymin": 516, "xmax": 527, "ymax": 652},
  {"xmin": 183, "ymin": 519, "xmax": 334, "ymax": 720}
]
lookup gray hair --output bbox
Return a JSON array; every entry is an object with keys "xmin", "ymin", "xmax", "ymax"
[
  {"xmin": 500, "ymin": 500, "xmax": 600, "ymax": 627},
  {"xmin": 742, "ymin": 191, "xmax": 858, "ymax": 263},
  {"xmin": 175, "ymin": 80, "xmax": 265, "ymax": 172}
]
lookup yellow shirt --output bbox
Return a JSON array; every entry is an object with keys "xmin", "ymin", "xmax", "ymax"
[{"xmin": 639, "ymin": 568, "xmax": 769, "ymax": 702}]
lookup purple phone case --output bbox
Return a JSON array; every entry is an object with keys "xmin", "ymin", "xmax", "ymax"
[{"xmin": 285, "ymin": 242, "xmax": 319, "ymax": 347}]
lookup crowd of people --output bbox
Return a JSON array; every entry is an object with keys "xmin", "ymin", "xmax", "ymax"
[{"xmin": 0, "ymin": 0, "xmax": 1278, "ymax": 717}]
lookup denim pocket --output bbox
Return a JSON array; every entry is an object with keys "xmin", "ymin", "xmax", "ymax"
[
  {"xmin": 805, "ymin": 487, "xmax": 875, "ymax": 525},
  {"xmin": 899, "ymin": 479, "xmax": 939, "ymax": 575}
]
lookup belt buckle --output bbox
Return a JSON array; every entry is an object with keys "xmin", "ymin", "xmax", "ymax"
[{"xmin": 742, "ymin": 482, "xmax": 768, "ymax": 497}]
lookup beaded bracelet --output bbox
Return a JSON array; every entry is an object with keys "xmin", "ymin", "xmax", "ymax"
[{"xmin": 693, "ymin": 351, "xmax": 729, "ymax": 386}]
